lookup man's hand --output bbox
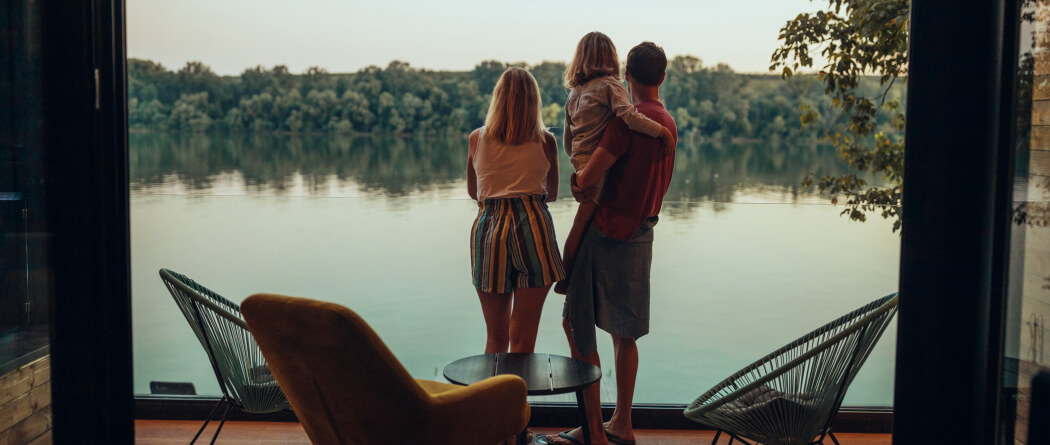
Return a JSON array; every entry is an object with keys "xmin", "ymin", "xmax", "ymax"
[
  {"xmin": 659, "ymin": 127, "xmax": 676, "ymax": 155},
  {"xmin": 570, "ymin": 173, "xmax": 599, "ymax": 202}
]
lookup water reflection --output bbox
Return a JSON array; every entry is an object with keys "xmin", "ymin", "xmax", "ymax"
[
  {"xmin": 129, "ymin": 132, "xmax": 901, "ymax": 404},
  {"xmin": 130, "ymin": 132, "xmax": 859, "ymax": 208}
]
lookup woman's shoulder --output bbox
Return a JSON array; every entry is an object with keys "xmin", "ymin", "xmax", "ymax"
[
  {"xmin": 506, "ymin": 133, "xmax": 549, "ymax": 148},
  {"xmin": 541, "ymin": 131, "xmax": 558, "ymax": 150},
  {"xmin": 469, "ymin": 127, "xmax": 484, "ymax": 154}
]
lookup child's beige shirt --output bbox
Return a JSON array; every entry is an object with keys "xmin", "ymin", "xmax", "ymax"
[{"xmin": 563, "ymin": 75, "xmax": 663, "ymax": 170}]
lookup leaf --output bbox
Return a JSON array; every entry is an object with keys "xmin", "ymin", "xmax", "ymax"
[{"xmin": 771, "ymin": 0, "xmax": 909, "ymax": 234}]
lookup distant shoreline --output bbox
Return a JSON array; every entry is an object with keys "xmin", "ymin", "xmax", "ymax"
[
  {"xmin": 128, "ymin": 128, "xmax": 824, "ymax": 146},
  {"xmin": 128, "ymin": 128, "xmax": 419, "ymax": 137}
]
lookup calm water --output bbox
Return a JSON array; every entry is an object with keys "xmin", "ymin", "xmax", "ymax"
[{"xmin": 130, "ymin": 132, "xmax": 899, "ymax": 406}]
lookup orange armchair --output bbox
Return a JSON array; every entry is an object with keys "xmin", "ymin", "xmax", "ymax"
[{"xmin": 241, "ymin": 293, "xmax": 529, "ymax": 445}]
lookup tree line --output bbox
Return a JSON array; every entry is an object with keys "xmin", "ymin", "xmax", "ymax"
[{"xmin": 128, "ymin": 57, "xmax": 903, "ymax": 140}]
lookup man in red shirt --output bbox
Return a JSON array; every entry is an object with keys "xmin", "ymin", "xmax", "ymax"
[{"xmin": 542, "ymin": 42, "xmax": 676, "ymax": 445}]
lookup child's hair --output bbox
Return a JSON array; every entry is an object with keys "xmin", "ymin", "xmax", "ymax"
[
  {"xmin": 626, "ymin": 41, "xmax": 667, "ymax": 86},
  {"xmin": 564, "ymin": 32, "xmax": 620, "ymax": 88},
  {"xmin": 484, "ymin": 67, "xmax": 546, "ymax": 145}
]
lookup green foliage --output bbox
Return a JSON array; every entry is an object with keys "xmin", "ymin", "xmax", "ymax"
[
  {"xmin": 127, "ymin": 56, "xmax": 901, "ymax": 145},
  {"xmin": 168, "ymin": 92, "xmax": 212, "ymax": 132},
  {"xmin": 771, "ymin": 0, "xmax": 909, "ymax": 232},
  {"xmin": 129, "ymin": 59, "xmax": 497, "ymax": 135}
]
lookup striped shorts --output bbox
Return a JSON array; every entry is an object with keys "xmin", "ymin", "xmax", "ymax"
[{"xmin": 470, "ymin": 195, "xmax": 566, "ymax": 293}]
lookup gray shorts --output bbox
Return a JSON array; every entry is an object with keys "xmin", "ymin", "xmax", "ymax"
[{"xmin": 563, "ymin": 217, "xmax": 656, "ymax": 356}]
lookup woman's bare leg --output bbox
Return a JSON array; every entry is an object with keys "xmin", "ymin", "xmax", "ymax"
[
  {"xmin": 508, "ymin": 284, "xmax": 550, "ymax": 353},
  {"xmin": 488, "ymin": 285, "xmax": 550, "ymax": 445},
  {"xmin": 477, "ymin": 290, "xmax": 512, "ymax": 354}
]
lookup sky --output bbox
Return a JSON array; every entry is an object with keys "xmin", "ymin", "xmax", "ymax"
[{"xmin": 127, "ymin": 0, "xmax": 826, "ymax": 76}]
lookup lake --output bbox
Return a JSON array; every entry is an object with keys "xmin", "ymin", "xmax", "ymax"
[{"xmin": 129, "ymin": 132, "xmax": 899, "ymax": 406}]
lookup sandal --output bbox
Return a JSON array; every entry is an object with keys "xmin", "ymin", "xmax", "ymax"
[
  {"xmin": 535, "ymin": 430, "xmax": 584, "ymax": 445},
  {"xmin": 604, "ymin": 429, "xmax": 636, "ymax": 445}
]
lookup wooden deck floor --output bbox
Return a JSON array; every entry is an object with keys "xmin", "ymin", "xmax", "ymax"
[{"xmin": 135, "ymin": 420, "xmax": 892, "ymax": 444}]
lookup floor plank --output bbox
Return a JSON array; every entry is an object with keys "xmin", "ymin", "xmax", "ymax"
[{"xmin": 135, "ymin": 420, "xmax": 892, "ymax": 444}]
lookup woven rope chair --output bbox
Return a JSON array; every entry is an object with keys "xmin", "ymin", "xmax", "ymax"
[
  {"xmin": 159, "ymin": 268, "xmax": 291, "ymax": 445},
  {"xmin": 684, "ymin": 293, "xmax": 898, "ymax": 445}
]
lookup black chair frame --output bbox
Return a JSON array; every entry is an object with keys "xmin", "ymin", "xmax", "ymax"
[
  {"xmin": 159, "ymin": 268, "xmax": 290, "ymax": 445},
  {"xmin": 685, "ymin": 294, "xmax": 899, "ymax": 445}
]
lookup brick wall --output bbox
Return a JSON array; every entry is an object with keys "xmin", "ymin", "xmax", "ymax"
[{"xmin": 0, "ymin": 356, "xmax": 51, "ymax": 445}]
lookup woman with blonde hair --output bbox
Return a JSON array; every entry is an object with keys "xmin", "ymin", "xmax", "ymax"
[
  {"xmin": 468, "ymin": 67, "xmax": 565, "ymax": 358},
  {"xmin": 554, "ymin": 31, "xmax": 675, "ymax": 295}
]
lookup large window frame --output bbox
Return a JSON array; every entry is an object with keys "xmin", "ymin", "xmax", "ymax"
[{"xmin": 22, "ymin": 0, "xmax": 1046, "ymax": 442}]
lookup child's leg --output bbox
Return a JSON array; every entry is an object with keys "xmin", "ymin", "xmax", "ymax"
[
  {"xmin": 554, "ymin": 201, "xmax": 597, "ymax": 295},
  {"xmin": 565, "ymin": 201, "xmax": 597, "ymax": 270}
]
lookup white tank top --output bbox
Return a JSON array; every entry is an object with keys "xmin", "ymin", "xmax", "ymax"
[{"xmin": 472, "ymin": 128, "xmax": 550, "ymax": 200}]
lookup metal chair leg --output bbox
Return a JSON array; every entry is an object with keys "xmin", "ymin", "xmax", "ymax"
[
  {"xmin": 189, "ymin": 396, "xmax": 224, "ymax": 445},
  {"xmin": 207, "ymin": 401, "xmax": 232, "ymax": 445},
  {"xmin": 712, "ymin": 429, "xmax": 722, "ymax": 444},
  {"xmin": 828, "ymin": 430, "xmax": 841, "ymax": 445},
  {"xmin": 728, "ymin": 433, "xmax": 752, "ymax": 445}
]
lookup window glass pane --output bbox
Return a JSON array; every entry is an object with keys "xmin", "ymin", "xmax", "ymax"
[
  {"xmin": 1005, "ymin": 1, "xmax": 1050, "ymax": 442},
  {"xmin": 130, "ymin": 132, "xmax": 899, "ymax": 405},
  {"xmin": 1, "ymin": 0, "xmax": 52, "ymax": 442},
  {"xmin": 129, "ymin": 1, "xmax": 901, "ymax": 408}
]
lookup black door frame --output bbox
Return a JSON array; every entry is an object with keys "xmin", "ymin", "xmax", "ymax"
[
  {"xmin": 42, "ymin": 0, "xmax": 133, "ymax": 443},
  {"xmin": 893, "ymin": 0, "xmax": 1025, "ymax": 443}
]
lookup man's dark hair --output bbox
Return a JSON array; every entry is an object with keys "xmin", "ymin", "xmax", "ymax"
[{"xmin": 626, "ymin": 41, "xmax": 667, "ymax": 86}]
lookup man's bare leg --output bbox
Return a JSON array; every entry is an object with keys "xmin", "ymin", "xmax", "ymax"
[
  {"xmin": 604, "ymin": 335, "xmax": 638, "ymax": 442},
  {"xmin": 543, "ymin": 316, "xmax": 609, "ymax": 445},
  {"xmin": 553, "ymin": 201, "xmax": 596, "ymax": 295}
]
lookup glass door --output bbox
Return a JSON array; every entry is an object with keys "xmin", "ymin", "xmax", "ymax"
[
  {"xmin": 0, "ymin": 0, "xmax": 53, "ymax": 443},
  {"xmin": 1002, "ymin": 0, "xmax": 1050, "ymax": 443}
]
